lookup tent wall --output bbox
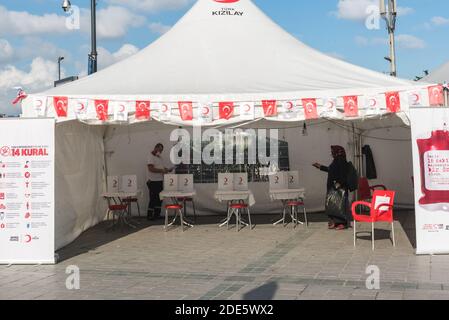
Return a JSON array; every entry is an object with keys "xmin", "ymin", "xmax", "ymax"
[
  {"xmin": 55, "ymin": 121, "xmax": 106, "ymax": 250},
  {"xmin": 104, "ymin": 122, "xmax": 414, "ymax": 216}
]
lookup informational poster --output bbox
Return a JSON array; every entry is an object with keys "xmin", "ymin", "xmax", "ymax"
[
  {"xmin": 410, "ymin": 107, "xmax": 449, "ymax": 255},
  {"xmin": 0, "ymin": 119, "xmax": 55, "ymax": 264}
]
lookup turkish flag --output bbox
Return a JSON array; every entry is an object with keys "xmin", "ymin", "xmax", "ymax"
[
  {"xmin": 302, "ymin": 98, "xmax": 318, "ymax": 120},
  {"xmin": 178, "ymin": 101, "xmax": 193, "ymax": 121},
  {"xmin": 343, "ymin": 96, "xmax": 359, "ymax": 117},
  {"xmin": 135, "ymin": 101, "xmax": 151, "ymax": 120},
  {"xmin": 218, "ymin": 102, "xmax": 234, "ymax": 120},
  {"xmin": 262, "ymin": 100, "xmax": 277, "ymax": 117},
  {"xmin": 385, "ymin": 92, "xmax": 401, "ymax": 113},
  {"xmin": 428, "ymin": 85, "xmax": 444, "ymax": 106},
  {"xmin": 53, "ymin": 96, "xmax": 68, "ymax": 118},
  {"xmin": 94, "ymin": 100, "xmax": 109, "ymax": 121}
]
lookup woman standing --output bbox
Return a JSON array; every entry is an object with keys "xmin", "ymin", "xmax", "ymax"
[{"xmin": 313, "ymin": 145, "xmax": 351, "ymax": 230}]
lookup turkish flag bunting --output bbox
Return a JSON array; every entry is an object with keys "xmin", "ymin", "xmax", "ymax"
[
  {"xmin": 428, "ymin": 85, "xmax": 444, "ymax": 106},
  {"xmin": 95, "ymin": 100, "xmax": 109, "ymax": 121},
  {"xmin": 135, "ymin": 101, "xmax": 151, "ymax": 120},
  {"xmin": 343, "ymin": 96, "xmax": 359, "ymax": 117},
  {"xmin": 53, "ymin": 96, "xmax": 68, "ymax": 118},
  {"xmin": 262, "ymin": 100, "xmax": 277, "ymax": 117},
  {"xmin": 178, "ymin": 101, "xmax": 193, "ymax": 121},
  {"xmin": 218, "ymin": 102, "xmax": 234, "ymax": 120},
  {"xmin": 302, "ymin": 98, "xmax": 318, "ymax": 120},
  {"xmin": 385, "ymin": 92, "xmax": 401, "ymax": 113}
]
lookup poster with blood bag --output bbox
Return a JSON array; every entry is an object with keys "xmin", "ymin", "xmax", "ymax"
[
  {"xmin": 411, "ymin": 107, "xmax": 449, "ymax": 255},
  {"xmin": 0, "ymin": 119, "xmax": 55, "ymax": 264}
]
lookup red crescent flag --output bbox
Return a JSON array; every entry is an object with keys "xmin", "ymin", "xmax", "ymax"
[
  {"xmin": 428, "ymin": 85, "xmax": 444, "ymax": 106},
  {"xmin": 53, "ymin": 96, "xmax": 68, "ymax": 118},
  {"xmin": 178, "ymin": 101, "xmax": 193, "ymax": 121},
  {"xmin": 302, "ymin": 98, "xmax": 318, "ymax": 120},
  {"xmin": 218, "ymin": 102, "xmax": 234, "ymax": 120},
  {"xmin": 135, "ymin": 101, "xmax": 151, "ymax": 120},
  {"xmin": 385, "ymin": 92, "xmax": 401, "ymax": 113},
  {"xmin": 343, "ymin": 96, "xmax": 359, "ymax": 117},
  {"xmin": 95, "ymin": 100, "xmax": 109, "ymax": 121},
  {"xmin": 262, "ymin": 100, "xmax": 277, "ymax": 117}
]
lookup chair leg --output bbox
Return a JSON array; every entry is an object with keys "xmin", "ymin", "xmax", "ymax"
[
  {"xmin": 192, "ymin": 200, "xmax": 197, "ymax": 222},
  {"xmin": 180, "ymin": 209, "xmax": 184, "ymax": 232},
  {"xmin": 391, "ymin": 221, "xmax": 396, "ymax": 247},
  {"xmin": 137, "ymin": 201, "xmax": 141, "ymax": 217},
  {"xmin": 372, "ymin": 222, "xmax": 375, "ymax": 251},
  {"xmin": 353, "ymin": 221, "xmax": 356, "ymax": 247},
  {"xmin": 282, "ymin": 206, "xmax": 286, "ymax": 227},
  {"xmin": 303, "ymin": 206, "xmax": 308, "ymax": 227},
  {"xmin": 236, "ymin": 209, "xmax": 240, "ymax": 232},
  {"xmin": 247, "ymin": 207, "xmax": 252, "ymax": 230},
  {"xmin": 227, "ymin": 208, "xmax": 232, "ymax": 230},
  {"xmin": 164, "ymin": 209, "xmax": 169, "ymax": 232}
]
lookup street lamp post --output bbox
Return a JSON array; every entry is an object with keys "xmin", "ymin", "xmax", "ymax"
[
  {"xmin": 57, "ymin": 56, "xmax": 64, "ymax": 80},
  {"xmin": 380, "ymin": 0, "xmax": 397, "ymax": 77},
  {"xmin": 62, "ymin": 0, "xmax": 98, "ymax": 75}
]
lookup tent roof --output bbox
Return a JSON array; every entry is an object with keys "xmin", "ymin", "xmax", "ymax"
[
  {"xmin": 41, "ymin": 0, "xmax": 413, "ymax": 99},
  {"xmin": 421, "ymin": 60, "xmax": 449, "ymax": 84}
]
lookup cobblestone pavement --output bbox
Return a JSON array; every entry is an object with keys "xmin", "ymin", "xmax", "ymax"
[{"xmin": 1, "ymin": 211, "xmax": 449, "ymax": 300}]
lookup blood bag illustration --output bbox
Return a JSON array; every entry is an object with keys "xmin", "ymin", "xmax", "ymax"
[{"xmin": 416, "ymin": 124, "xmax": 449, "ymax": 211}]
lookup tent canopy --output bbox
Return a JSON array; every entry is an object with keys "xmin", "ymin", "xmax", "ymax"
[{"xmin": 421, "ymin": 60, "xmax": 449, "ymax": 84}]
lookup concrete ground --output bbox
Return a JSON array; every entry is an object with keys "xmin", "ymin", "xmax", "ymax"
[{"xmin": 1, "ymin": 211, "xmax": 449, "ymax": 300}]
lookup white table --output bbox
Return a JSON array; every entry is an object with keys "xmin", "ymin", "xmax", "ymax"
[
  {"xmin": 102, "ymin": 190, "xmax": 142, "ymax": 229},
  {"xmin": 214, "ymin": 190, "xmax": 255, "ymax": 228},
  {"xmin": 269, "ymin": 188, "xmax": 306, "ymax": 226},
  {"xmin": 159, "ymin": 190, "xmax": 197, "ymax": 228}
]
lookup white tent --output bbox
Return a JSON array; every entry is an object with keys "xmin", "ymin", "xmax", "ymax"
[
  {"xmin": 20, "ymin": 0, "xmax": 438, "ymax": 250},
  {"xmin": 421, "ymin": 60, "xmax": 449, "ymax": 84}
]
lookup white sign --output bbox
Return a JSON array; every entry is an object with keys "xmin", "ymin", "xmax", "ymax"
[
  {"xmin": 411, "ymin": 107, "xmax": 449, "ymax": 255},
  {"xmin": 121, "ymin": 175, "xmax": 137, "ymax": 193},
  {"xmin": 287, "ymin": 171, "xmax": 300, "ymax": 189},
  {"xmin": 163, "ymin": 174, "xmax": 178, "ymax": 191},
  {"xmin": 0, "ymin": 119, "xmax": 55, "ymax": 264},
  {"xmin": 218, "ymin": 173, "xmax": 234, "ymax": 191},
  {"xmin": 107, "ymin": 176, "xmax": 119, "ymax": 193},
  {"xmin": 269, "ymin": 171, "xmax": 288, "ymax": 190},
  {"xmin": 177, "ymin": 174, "xmax": 194, "ymax": 192},
  {"xmin": 233, "ymin": 173, "xmax": 248, "ymax": 191}
]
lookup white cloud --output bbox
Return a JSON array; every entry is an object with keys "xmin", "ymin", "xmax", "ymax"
[
  {"xmin": 335, "ymin": 0, "xmax": 413, "ymax": 21},
  {"xmin": 97, "ymin": 44, "xmax": 140, "ymax": 70},
  {"xmin": 0, "ymin": 57, "xmax": 60, "ymax": 115},
  {"xmin": 431, "ymin": 16, "xmax": 449, "ymax": 26},
  {"xmin": 149, "ymin": 22, "xmax": 172, "ymax": 35},
  {"xmin": 90, "ymin": 6, "xmax": 146, "ymax": 39},
  {"xmin": 106, "ymin": 0, "xmax": 193, "ymax": 12},
  {"xmin": 0, "ymin": 39, "xmax": 14, "ymax": 63},
  {"xmin": 0, "ymin": 5, "xmax": 68, "ymax": 37},
  {"xmin": 355, "ymin": 34, "xmax": 425, "ymax": 49}
]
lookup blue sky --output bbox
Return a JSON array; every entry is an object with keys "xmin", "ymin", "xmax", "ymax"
[{"xmin": 1, "ymin": 0, "xmax": 449, "ymax": 115}]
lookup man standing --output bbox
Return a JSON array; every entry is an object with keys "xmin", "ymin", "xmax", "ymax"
[{"xmin": 147, "ymin": 143, "xmax": 170, "ymax": 220}]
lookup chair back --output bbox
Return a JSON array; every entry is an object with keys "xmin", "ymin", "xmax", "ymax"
[
  {"xmin": 371, "ymin": 190, "xmax": 395, "ymax": 222},
  {"xmin": 358, "ymin": 177, "xmax": 371, "ymax": 200}
]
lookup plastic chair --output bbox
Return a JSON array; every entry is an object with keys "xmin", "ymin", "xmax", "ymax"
[
  {"xmin": 284, "ymin": 200, "xmax": 308, "ymax": 228},
  {"xmin": 358, "ymin": 177, "xmax": 387, "ymax": 201},
  {"xmin": 176, "ymin": 197, "xmax": 196, "ymax": 221},
  {"xmin": 122, "ymin": 197, "xmax": 141, "ymax": 217},
  {"xmin": 352, "ymin": 190, "xmax": 396, "ymax": 250},
  {"xmin": 106, "ymin": 204, "xmax": 128, "ymax": 231},
  {"xmin": 228, "ymin": 203, "xmax": 252, "ymax": 231},
  {"xmin": 164, "ymin": 204, "xmax": 193, "ymax": 232}
]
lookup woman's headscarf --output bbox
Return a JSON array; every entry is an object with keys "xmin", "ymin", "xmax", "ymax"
[{"xmin": 331, "ymin": 145, "xmax": 346, "ymax": 160}]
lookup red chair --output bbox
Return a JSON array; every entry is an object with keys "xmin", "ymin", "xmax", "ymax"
[
  {"xmin": 228, "ymin": 203, "xmax": 252, "ymax": 231},
  {"xmin": 106, "ymin": 204, "xmax": 129, "ymax": 231},
  {"xmin": 352, "ymin": 190, "xmax": 396, "ymax": 250},
  {"xmin": 283, "ymin": 200, "xmax": 308, "ymax": 228},
  {"xmin": 358, "ymin": 177, "xmax": 387, "ymax": 201},
  {"xmin": 164, "ymin": 204, "xmax": 193, "ymax": 232}
]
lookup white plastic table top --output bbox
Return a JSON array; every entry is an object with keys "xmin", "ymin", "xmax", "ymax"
[
  {"xmin": 269, "ymin": 188, "xmax": 306, "ymax": 201},
  {"xmin": 102, "ymin": 190, "xmax": 142, "ymax": 198},
  {"xmin": 159, "ymin": 190, "xmax": 197, "ymax": 199},
  {"xmin": 214, "ymin": 190, "xmax": 256, "ymax": 206}
]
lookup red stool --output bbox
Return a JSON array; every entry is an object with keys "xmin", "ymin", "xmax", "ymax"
[
  {"xmin": 164, "ymin": 204, "xmax": 193, "ymax": 232},
  {"xmin": 284, "ymin": 200, "xmax": 308, "ymax": 228},
  {"xmin": 106, "ymin": 204, "xmax": 128, "ymax": 231},
  {"xmin": 228, "ymin": 203, "xmax": 252, "ymax": 231}
]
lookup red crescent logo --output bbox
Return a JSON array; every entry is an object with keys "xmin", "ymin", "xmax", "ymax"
[
  {"xmin": 119, "ymin": 104, "xmax": 126, "ymax": 113},
  {"xmin": 286, "ymin": 101, "xmax": 294, "ymax": 110},
  {"xmin": 161, "ymin": 104, "xmax": 168, "ymax": 113},
  {"xmin": 25, "ymin": 235, "xmax": 32, "ymax": 243},
  {"xmin": 202, "ymin": 106, "xmax": 210, "ymax": 115},
  {"xmin": 369, "ymin": 98, "xmax": 377, "ymax": 107},
  {"xmin": 36, "ymin": 100, "xmax": 43, "ymax": 108},
  {"xmin": 244, "ymin": 104, "xmax": 251, "ymax": 112},
  {"xmin": 413, "ymin": 93, "xmax": 420, "ymax": 103},
  {"xmin": 77, "ymin": 102, "xmax": 85, "ymax": 111}
]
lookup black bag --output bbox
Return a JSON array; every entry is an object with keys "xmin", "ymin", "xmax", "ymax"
[
  {"xmin": 346, "ymin": 161, "xmax": 359, "ymax": 192},
  {"xmin": 325, "ymin": 186, "xmax": 346, "ymax": 220}
]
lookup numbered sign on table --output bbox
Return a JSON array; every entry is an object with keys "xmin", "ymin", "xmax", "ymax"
[
  {"xmin": 234, "ymin": 173, "xmax": 248, "ymax": 191},
  {"xmin": 107, "ymin": 176, "xmax": 119, "ymax": 193},
  {"xmin": 218, "ymin": 173, "xmax": 234, "ymax": 191},
  {"xmin": 121, "ymin": 175, "xmax": 137, "ymax": 193},
  {"xmin": 178, "ymin": 174, "xmax": 194, "ymax": 192},
  {"xmin": 269, "ymin": 172, "xmax": 288, "ymax": 190},
  {"xmin": 164, "ymin": 174, "xmax": 178, "ymax": 191},
  {"xmin": 287, "ymin": 171, "xmax": 300, "ymax": 189}
]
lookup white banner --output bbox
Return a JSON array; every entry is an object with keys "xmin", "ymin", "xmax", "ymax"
[
  {"xmin": 0, "ymin": 119, "xmax": 55, "ymax": 264},
  {"xmin": 411, "ymin": 107, "xmax": 449, "ymax": 255}
]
